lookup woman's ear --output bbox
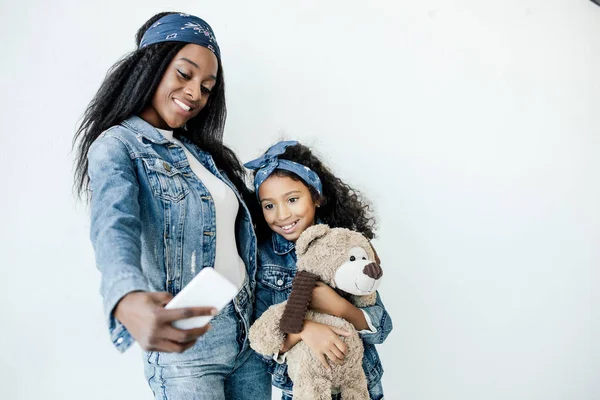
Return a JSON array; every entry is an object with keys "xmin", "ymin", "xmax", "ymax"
[
  {"xmin": 279, "ymin": 271, "xmax": 319, "ymax": 334},
  {"xmin": 295, "ymin": 224, "xmax": 330, "ymax": 256}
]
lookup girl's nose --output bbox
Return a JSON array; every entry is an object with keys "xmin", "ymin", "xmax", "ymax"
[{"xmin": 277, "ymin": 205, "xmax": 291, "ymax": 221}]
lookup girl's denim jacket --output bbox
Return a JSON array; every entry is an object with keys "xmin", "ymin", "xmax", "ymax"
[
  {"xmin": 253, "ymin": 232, "xmax": 393, "ymax": 391},
  {"xmin": 87, "ymin": 116, "xmax": 258, "ymax": 352}
]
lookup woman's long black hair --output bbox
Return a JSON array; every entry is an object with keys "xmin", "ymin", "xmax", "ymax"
[
  {"xmin": 251, "ymin": 143, "xmax": 377, "ymax": 242},
  {"xmin": 73, "ymin": 11, "xmax": 248, "ymax": 199}
]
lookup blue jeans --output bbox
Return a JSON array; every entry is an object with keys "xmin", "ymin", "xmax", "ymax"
[
  {"xmin": 144, "ymin": 281, "xmax": 271, "ymax": 399},
  {"xmin": 280, "ymin": 380, "xmax": 385, "ymax": 400}
]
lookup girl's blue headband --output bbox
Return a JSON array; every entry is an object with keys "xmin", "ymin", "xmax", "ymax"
[
  {"xmin": 140, "ymin": 13, "xmax": 220, "ymax": 59},
  {"xmin": 244, "ymin": 141, "xmax": 323, "ymax": 198}
]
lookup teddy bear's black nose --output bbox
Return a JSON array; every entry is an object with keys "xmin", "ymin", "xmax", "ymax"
[{"xmin": 363, "ymin": 262, "xmax": 383, "ymax": 280}]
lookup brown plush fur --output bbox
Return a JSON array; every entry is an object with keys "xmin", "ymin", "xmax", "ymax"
[{"xmin": 249, "ymin": 225, "xmax": 381, "ymax": 400}]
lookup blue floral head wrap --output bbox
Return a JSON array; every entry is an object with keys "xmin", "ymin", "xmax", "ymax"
[
  {"xmin": 244, "ymin": 141, "xmax": 323, "ymax": 198},
  {"xmin": 140, "ymin": 13, "xmax": 220, "ymax": 59}
]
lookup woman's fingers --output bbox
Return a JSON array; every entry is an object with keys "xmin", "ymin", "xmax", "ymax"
[
  {"xmin": 151, "ymin": 291, "xmax": 174, "ymax": 306},
  {"xmin": 183, "ymin": 324, "xmax": 213, "ymax": 338},
  {"xmin": 113, "ymin": 292, "xmax": 216, "ymax": 353},
  {"xmin": 162, "ymin": 324, "xmax": 212, "ymax": 343},
  {"xmin": 151, "ymin": 339, "xmax": 196, "ymax": 353},
  {"xmin": 159, "ymin": 306, "xmax": 217, "ymax": 323}
]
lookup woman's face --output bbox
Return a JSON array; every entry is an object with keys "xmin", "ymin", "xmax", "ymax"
[
  {"xmin": 140, "ymin": 44, "xmax": 219, "ymax": 129},
  {"xmin": 258, "ymin": 175, "xmax": 318, "ymax": 242}
]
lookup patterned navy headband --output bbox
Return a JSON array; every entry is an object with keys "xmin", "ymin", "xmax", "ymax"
[
  {"xmin": 244, "ymin": 141, "xmax": 323, "ymax": 198},
  {"xmin": 140, "ymin": 13, "xmax": 220, "ymax": 59}
]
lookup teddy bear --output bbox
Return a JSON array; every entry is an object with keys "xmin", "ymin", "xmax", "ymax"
[{"xmin": 249, "ymin": 224, "xmax": 384, "ymax": 400}]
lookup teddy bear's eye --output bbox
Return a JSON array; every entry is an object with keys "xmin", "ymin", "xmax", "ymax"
[
  {"xmin": 350, "ymin": 256, "xmax": 356, "ymax": 261},
  {"xmin": 362, "ymin": 257, "xmax": 367, "ymax": 260}
]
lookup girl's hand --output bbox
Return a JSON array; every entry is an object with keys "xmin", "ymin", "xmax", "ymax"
[
  {"xmin": 113, "ymin": 291, "xmax": 216, "ymax": 353},
  {"xmin": 299, "ymin": 320, "xmax": 351, "ymax": 369}
]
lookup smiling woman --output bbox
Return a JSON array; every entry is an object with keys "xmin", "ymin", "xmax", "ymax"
[
  {"xmin": 139, "ymin": 45, "xmax": 218, "ymax": 129},
  {"xmin": 72, "ymin": 11, "xmax": 271, "ymax": 400}
]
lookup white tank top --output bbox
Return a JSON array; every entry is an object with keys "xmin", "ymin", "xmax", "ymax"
[{"xmin": 158, "ymin": 129, "xmax": 246, "ymax": 289}]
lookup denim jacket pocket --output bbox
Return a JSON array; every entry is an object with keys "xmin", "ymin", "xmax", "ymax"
[
  {"xmin": 142, "ymin": 157, "xmax": 189, "ymax": 202},
  {"xmin": 254, "ymin": 265, "xmax": 296, "ymax": 318},
  {"xmin": 259, "ymin": 265, "xmax": 295, "ymax": 291}
]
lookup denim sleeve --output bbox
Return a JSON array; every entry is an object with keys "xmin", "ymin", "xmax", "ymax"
[
  {"xmin": 358, "ymin": 291, "xmax": 393, "ymax": 345},
  {"xmin": 88, "ymin": 134, "xmax": 150, "ymax": 352}
]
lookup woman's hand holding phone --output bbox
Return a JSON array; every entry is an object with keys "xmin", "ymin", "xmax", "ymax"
[{"xmin": 113, "ymin": 291, "xmax": 216, "ymax": 353}]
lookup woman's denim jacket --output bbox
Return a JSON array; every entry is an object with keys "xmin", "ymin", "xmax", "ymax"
[
  {"xmin": 253, "ymin": 232, "xmax": 393, "ymax": 391},
  {"xmin": 87, "ymin": 116, "xmax": 257, "ymax": 352}
]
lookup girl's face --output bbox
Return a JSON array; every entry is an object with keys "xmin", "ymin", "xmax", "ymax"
[
  {"xmin": 140, "ymin": 44, "xmax": 218, "ymax": 130},
  {"xmin": 258, "ymin": 175, "xmax": 318, "ymax": 242}
]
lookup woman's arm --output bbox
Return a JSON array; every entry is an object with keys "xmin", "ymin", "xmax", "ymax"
[{"xmin": 89, "ymin": 135, "xmax": 215, "ymax": 353}]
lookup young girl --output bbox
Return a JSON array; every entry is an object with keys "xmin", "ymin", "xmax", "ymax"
[
  {"xmin": 245, "ymin": 141, "xmax": 393, "ymax": 400},
  {"xmin": 74, "ymin": 12, "xmax": 270, "ymax": 399}
]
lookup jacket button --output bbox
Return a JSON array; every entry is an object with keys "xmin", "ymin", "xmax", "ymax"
[
  {"xmin": 163, "ymin": 162, "xmax": 171, "ymax": 172},
  {"xmin": 276, "ymin": 279, "xmax": 284, "ymax": 286}
]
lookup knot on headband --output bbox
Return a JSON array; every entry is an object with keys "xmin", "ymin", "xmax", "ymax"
[
  {"xmin": 140, "ymin": 13, "xmax": 220, "ymax": 59},
  {"xmin": 244, "ymin": 141, "xmax": 323, "ymax": 197}
]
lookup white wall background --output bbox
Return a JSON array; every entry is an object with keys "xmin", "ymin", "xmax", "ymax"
[{"xmin": 1, "ymin": 0, "xmax": 599, "ymax": 399}]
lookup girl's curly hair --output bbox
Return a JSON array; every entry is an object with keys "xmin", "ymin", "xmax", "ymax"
[{"xmin": 251, "ymin": 142, "xmax": 377, "ymax": 242}]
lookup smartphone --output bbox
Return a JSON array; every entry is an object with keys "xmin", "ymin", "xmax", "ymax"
[{"xmin": 165, "ymin": 267, "xmax": 239, "ymax": 329}]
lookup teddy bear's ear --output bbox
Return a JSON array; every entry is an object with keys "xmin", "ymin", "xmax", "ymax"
[
  {"xmin": 279, "ymin": 271, "xmax": 320, "ymax": 334},
  {"xmin": 369, "ymin": 241, "xmax": 381, "ymax": 265},
  {"xmin": 296, "ymin": 224, "xmax": 331, "ymax": 256}
]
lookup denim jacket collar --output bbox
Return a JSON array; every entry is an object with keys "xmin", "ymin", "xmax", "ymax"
[
  {"xmin": 271, "ymin": 233, "xmax": 295, "ymax": 255},
  {"xmin": 120, "ymin": 115, "xmax": 172, "ymax": 145},
  {"xmin": 121, "ymin": 116, "xmax": 211, "ymax": 161},
  {"xmin": 271, "ymin": 218, "xmax": 325, "ymax": 255}
]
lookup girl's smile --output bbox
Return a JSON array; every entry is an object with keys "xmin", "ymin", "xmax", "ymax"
[{"xmin": 258, "ymin": 175, "xmax": 318, "ymax": 242}]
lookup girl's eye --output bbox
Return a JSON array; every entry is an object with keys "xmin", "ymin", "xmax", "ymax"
[
  {"xmin": 288, "ymin": 197, "xmax": 298, "ymax": 203},
  {"xmin": 350, "ymin": 256, "xmax": 356, "ymax": 261},
  {"xmin": 201, "ymin": 86, "xmax": 212, "ymax": 95},
  {"xmin": 177, "ymin": 70, "xmax": 191, "ymax": 80},
  {"xmin": 264, "ymin": 204, "xmax": 274, "ymax": 210}
]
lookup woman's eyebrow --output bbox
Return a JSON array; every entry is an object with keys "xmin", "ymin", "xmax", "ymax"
[
  {"xmin": 179, "ymin": 58, "xmax": 217, "ymax": 81},
  {"xmin": 180, "ymin": 57, "xmax": 199, "ymax": 68}
]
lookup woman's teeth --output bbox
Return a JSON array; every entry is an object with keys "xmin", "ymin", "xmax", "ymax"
[{"xmin": 174, "ymin": 99, "xmax": 191, "ymax": 111}]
